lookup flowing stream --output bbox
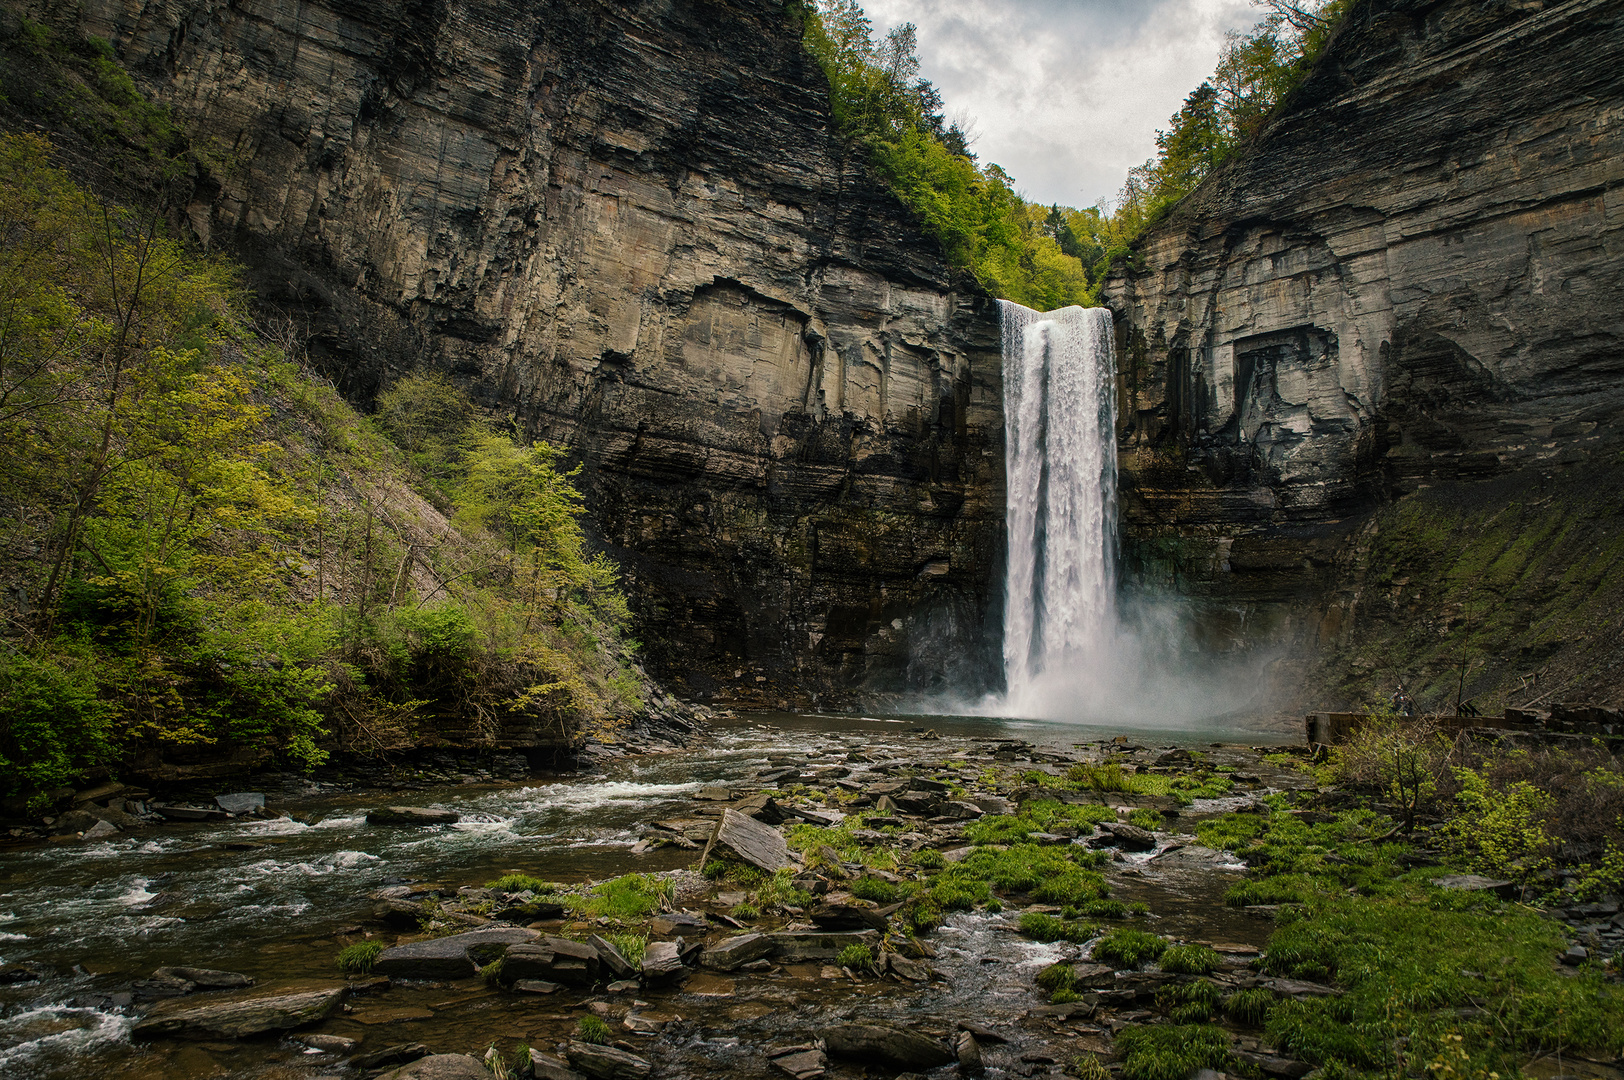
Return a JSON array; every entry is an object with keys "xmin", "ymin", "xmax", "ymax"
[{"xmin": 998, "ymin": 301, "xmax": 1121, "ymax": 718}]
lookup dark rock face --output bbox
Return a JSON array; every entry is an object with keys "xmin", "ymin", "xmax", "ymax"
[
  {"xmin": 72, "ymin": 0, "xmax": 1006, "ymax": 704},
  {"xmin": 1105, "ymin": 0, "xmax": 1624, "ymax": 710}
]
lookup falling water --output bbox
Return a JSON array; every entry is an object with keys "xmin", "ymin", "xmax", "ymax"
[{"xmin": 999, "ymin": 300, "xmax": 1119, "ymax": 715}]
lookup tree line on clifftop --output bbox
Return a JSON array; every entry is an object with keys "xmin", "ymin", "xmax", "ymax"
[{"xmin": 796, "ymin": 0, "xmax": 1352, "ymax": 308}]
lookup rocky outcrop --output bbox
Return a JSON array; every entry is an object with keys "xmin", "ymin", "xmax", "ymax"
[
  {"xmin": 61, "ymin": 0, "xmax": 1005, "ymax": 704},
  {"xmin": 1105, "ymin": 0, "xmax": 1624, "ymax": 710}
]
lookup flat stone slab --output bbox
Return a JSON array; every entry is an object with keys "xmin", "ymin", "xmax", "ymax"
[
  {"xmin": 767, "ymin": 929, "xmax": 878, "ymax": 961},
  {"xmin": 701, "ymin": 932, "xmax": 775, "ymax": 971},
  {"xmin": 823, "ymin": 1023, "xmax": 954, "ymax": 1070},
  {"xmin": 372, "ymin": 927, "xmax": 538, "ymax": 980},
  {"xmin": 366, "ymin": 806, "xmax": 461, "ymax": 826},
  {"xmin": 152, "ymin": 966, "xmax": 254, "ymax": 989},
  {"xmin": 502, "ymin": 937, "xmax": 599, "ymax": 986},
  {"xmin": 1435, "ymin": 874, "xmax": 1516, "ymax": 897},
  {"xmin": 377, "ymin": 1054, "xmax": 493, "ymax": 1080},
  {"xmin": 131, "ymin": 985, "xmax": 346, "ymax": 1040},
  {"xmin": 701, "ymin": 808, "xmax": 794, "ymax": 873},
  {"xmin": 566, "ymin": 1039, "xmax": 652, "ymax": 1080}
]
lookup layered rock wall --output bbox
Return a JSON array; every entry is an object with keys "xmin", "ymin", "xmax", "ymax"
[
  {"xmin": 59, "ymin": 0, "xmax": 1006, "ymax": 703},
  {"xmin": 1106, "ymin": 0, "xmax": 1624, "ymax": 709}
]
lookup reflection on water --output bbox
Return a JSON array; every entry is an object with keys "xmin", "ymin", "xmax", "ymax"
[{"xmin": 0, "ymin": 710, "xmax": 1295, "ymax": 1078}]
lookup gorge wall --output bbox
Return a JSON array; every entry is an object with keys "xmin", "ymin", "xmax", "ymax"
[
  {"xmin": 47, "ymin": 0, "xmax": 1007, "ymax": 705},
  {"xmin": 1106, "ymin": 0, "xmax": 1624, "ymax": 712}
]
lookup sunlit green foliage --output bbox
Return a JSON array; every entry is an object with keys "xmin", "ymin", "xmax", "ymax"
[
  {"xmin": 1115, "ymin": 1024, "xmax": 1232, "ymax": 1080},
  {"xmin": 335, "ymin": 941, "xmax": 385, "ymax": 974},
  {"xmin": 1092, "ymin": 929, "xmax": 1169, "ymax": 968},
  {"xmin": 799, "ymin": 2, "xmax": 1094, "ymax": 309}
]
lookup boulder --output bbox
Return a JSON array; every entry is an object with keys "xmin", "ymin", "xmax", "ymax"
[
  {"xmin": 215, "ymin": 793, "xmax": 265, "ymax": 814},
  {"xmin": 131, "ymin": 985, "xmax": 346, "ymax": 1040},
  {"xmin": 83, "ymin": 819, "xmax": 120, "ymax": 839},
  {"xmin": 701, "ymin": 808, "xmax": 794, "ymax": 873},
  {"xmin": 48, "ymin": 809, "xmax": 103, "ymax": 835},
  {"xmin": 700, "ymin": 933, "xmax": 775, "ymax": 971},
  {"xmin": 366, "ymin": 806, "xmax": 461, "ymax": 826},
  {"xmin": 641, "ymin": 940, "xmax": 686, "ymax": 983},
  {"xmin": 1094, "ymin": 822, "xmax": 1157, "ymax": 851},
  {"xmin": 694, "ymin": 785, "xmax": 736, "ymax": 801},
  {"xmin": 565, "ymin": 1040, "xmax": 652, "ymax": 1080},
  {"xmin": 822, "ymin": 1023, "xmax": 954, "ymax": 1070},
  {"xmin": 376, "ymin": 1054, "xmax": 492, "ymax": 1080},
  {"xmin": 493, "ymin": 899, "xmax": 567, "ymax": 923},
  {"xmin": 372, "ymin": 927, "xmax": 538, "ymax": 980},
  {"xmin": 810, "ymin": 904, "xmax": 889, "ymax": 931},
  {"xmin": 955, "ymin": 1030, "xmax": 984, "ymax": 1077},
  {"xmin": 768, "ymin": 930, "xmax": 879, "ymax": 960},
  {"xmin": 1231, "ymin": 1050, "xmax": 1315, "ymax": 1079},
  {"xmin": 153, "ymin": 966, "xmax": 254, "ymax": 989},
  {"xmin": 885, "ymin": 953, "xmax": 931, "ymax": 981},
  {"xmin": 650, "ymin": 912, "xmax": 708, "ymax": 936},
  {"xmin": 933, "ymin": 801, "xmax": 984, "ymax": 821},
  {"xmin": 376, "ymin": 898, "xmax": 428, "ymax": 929},
  {"xmin": 971, "ymin": 796, "xmax": 1013, "ymax": 815},
  {"xmin": 301, "ymin": 1033, "xmax": 360, "ymax": 1053},
  {"xmin": 502, "ymin": 937, "xmax": 600, "ymax": 986}
]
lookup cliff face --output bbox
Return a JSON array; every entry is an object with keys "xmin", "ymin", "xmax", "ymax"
[
  {"xmin": 1106, "ymin": 0, "xmax": 1624, "ymax": 710},
  {"xmin": 62, "ymin": 0, "xmax": 1006, "ymax": 703}
]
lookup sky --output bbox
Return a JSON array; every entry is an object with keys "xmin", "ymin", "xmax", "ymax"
[{"xmin": 860, "ymin": 0, "xmax": 1261, "ymax": 209}]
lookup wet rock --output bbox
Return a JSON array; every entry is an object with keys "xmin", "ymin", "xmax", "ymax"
[
  {"xmin": 768, "ymin": 929, "xmax": 879, "ymax": 960},
  {"xmin": 733, "ymin": 792, "xmax": 788, "ymax": 825},
  {"xmin": 823, "ymin": 1023, "xmax": 955, "ymax": 1070},
  {"xmin": 131, "ymin": 985, "xmax": 347, "ymax": 1040},
  {"xmin": 0, "ymin": 963, "xmax": 45, "ymax": 984},
  {"xmin": 650, "ymin": 912, "xmax": 708, "ymax": 936},
  {"xmin": 373, "ymin": 927, "xmax": 538, "ymax": 980},
  {"xmin": 376, "ymin": 1053, "xmax": 491, "ymax": 1079},
  {"xmin": 155, "ymin": 805, "xmax": 230, "ymax": 822},
  {"xmin": 588, "ymin": 935, "xmax": 637, "ymax": 980},
  {"xmin": 1093, "ymin": 823, "xmax": 1157, "ymax": 851},
  {"xmin": 694, "ymin": 786, "xmax": 736, "ymax": 801},
  {"xmin": 956, "ymin": 1021, "xmax": 1007, "ymax": 1044},
  {"xmin": 83, "ymin": 819, "xmax": 120, "ymax": 839},
  {"xmin": 1069, "ymin": 963, "xmax": 1117, "ymax": 989},
  {"xmin": 153, "ymin": 966, "xmax": 254, "ymax": 990},
  {"xmin": 1154, "ymin": 749, "xmax": 1194, "ymax": 766},
  {"xmin": 1562, "ymin": 945, "xmax": 1588, "ymax": 966},
  {"xmin": 351, "ymin": 1043, "xmax": 432, "ymax": 1070},
  {"xmin": 701, "ymin": 808, "xmax": 794, "ymax": 873},
  {"xmin": 641, "ymin": 940, "xmax": 686, "ymax": 983},
  {"xmin": 1027, "ymin": 1001, "xmax": 1095, "ymax": 1020},
  {"xmin": 302, "ymin": 1033, "xmax": 360, "ymax": 1053},
  {"xmin": 565, "ymin": 1039, "xmax": 652, "ymax": 1080},
  {"xmin": 1263, "ymin": 977, "xmax": 1343, "ymax": 997},
  {"xmin": 1435, "ymin": 874, "xmax": 1517, "ymax": 899},
  {"xmin": 48, "ymin": 809, "xmax": 103, "ymax": 835},
  {"xmin": 494, "ymin": 899, "xmax": 567, "ymax": 923},
  {"xmin": 215, "ymin": 793, "xmax": 265, "ymax": 814},
  {"xmin": 503, "ymin": 937, "xmax": 601, "ymax": 986},
  {"xmin": 884, "ymin": 953, "xmax": 931, "ymax": 982},
  {"xmin": 770, "ymin": 1048, "xmax": 828, "ymax": 1079},
  {"xmin": 1232, "ymin": 1050, "xmax": 1315, "ymax": 1079},
  {"xmin": 513, "ymin": 979, "xmax": 562, "ymax": 993},
  {"xmin": 700, "ymin": 933, "xmax": 775, "ymax": 971},
  {"xmin": 955, "ymin": 1030, "xmax": 985, "ymax": 1077},
  {"xmin": 810, "ymin": 904, "xmax": 889, "ymax": 931},
  {"xmin": 529, "ymin": 1051, "xmax": 588, "ymax": 1080},
  {"xmin": 365, "ymin": 806, "xmax": 461, "ymax": 826},
  {"xmin": 933, "ymin": 801, "xmax": 985, "ymax": 821},
  {"xmin": 375, "ymin": 899, "xmax": 427, "ymax": 929},
  {"xmin": 132, "ymin": 975, "xmax": 196, "ymax": 998}
]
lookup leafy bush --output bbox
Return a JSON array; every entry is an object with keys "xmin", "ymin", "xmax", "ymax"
[
  {"xmin": 836, "ymin": 944, "xmax": 875, "ymax": 971},
  {"xmin": 570, "ymin": 873, "xmax": 671, "ymax": 922},
  {"xmin": 1160, "ymin": 945, "xmax": 1223, "ymax": 975},
  {"xmin": 488, "ymin": 874, "xmax": 557, "ymax": 894},
  {"xmin": 336, "ymin": 941, "xmax": 385, "ymax": 974},
  {"xmin": 576, "ymin": 1016, "xmax": 613, "ymax": 1045},
  {"xmin": 1092, "ymin": 929, "xmax": 1168, "ymax": 968},
  {"xmin": 1115, "ymin": 1024, "xmax": 1232, "ymax": 1080},
  {"xmin": 1224, "ymin": 987, "xmax": 1277, "ymax": 1027}
]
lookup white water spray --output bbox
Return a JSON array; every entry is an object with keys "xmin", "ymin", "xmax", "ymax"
[{"xmin": 999, "ymin": 301, "xmax": 1119, "ymax": 712}]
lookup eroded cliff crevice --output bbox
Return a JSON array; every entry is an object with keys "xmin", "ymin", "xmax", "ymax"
[
  {"xmin": 50, "ymin": 0, "xmax": 1007, "ymax": 704},
  {"xmin": 1106, "ymin": 0, "xmax": 1624, "ymax": 711}
]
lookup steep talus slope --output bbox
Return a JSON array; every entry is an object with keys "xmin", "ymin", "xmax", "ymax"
[
  {"xmin": 56, "ymin": 0, "xmax": 1005, "ymax": 704},
  {"xmin": 1106, "ymin": 0, "xmax": 1624, "ymax": 711}
]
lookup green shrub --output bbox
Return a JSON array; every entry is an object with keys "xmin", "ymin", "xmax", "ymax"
[
  {"xmin": 1115, "ymin": 1024, "xmax": 1231, "ymax": 1080},
  {"xmin": 576, "ymin": 1016, "xmax": 613, "ymax": 1045},
  {"xmin": 1036, "ymin": 961, "xmax": 1076, "ymax": 993},
  {"xmin": 1160, "ymin": 944, "xmax": 1222, "ymax": 975},
  {"xmin": 929, "ymin": 881, "xmax": 986, "ymax": 912},
  {"xmin": 1018, "ymin": 913, "xmax": 1098, "ymax": 945},
  {"xmin": 898, "ymin": 898, "xmax": 942, "ymax": 935},
  {"xmin": 1224, "ymin": 987, "xmax": 1277, "ymax": 1027},
  {"xmin": 850, "ymin": 876, "xmax": 903, "ymax": 904},
  {"xmin": 487, "ymin": 874, "xmax": 557, "ymax": 894},
  {"xmin": 912, "ymin": 848, "xmax": 945, "ymax": 869},
  {"xmin": 1092, "ymin": 929, "xmax": 1168, "ymax": 968},
  {"xmin": 570, "ymin": 873, "xmax": 671, "ymax": 922},
  {"xmin": 336, "ymin": 941, "xmax": 385, "ymax": 974},
  {"xmin": 1073, "ymin": 899, "xmax": 1128, "ymax": 920},
  {"xmin": 1157, "ymin": 979, "xmax": 1223, "ymax": 1023},
  {"xmin": 836, "ymin": 944, "xmax": 875, "ymax": 971}
]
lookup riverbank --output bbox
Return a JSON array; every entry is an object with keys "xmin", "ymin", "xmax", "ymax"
[{"xmin": 0, "ymin": 713, "xmax": 1619, "ymax": 1080}]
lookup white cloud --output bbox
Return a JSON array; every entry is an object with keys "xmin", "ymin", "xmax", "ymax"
[{"xmin": 858, "ymin": 0, "xmax": 1260, "ymax": 208}]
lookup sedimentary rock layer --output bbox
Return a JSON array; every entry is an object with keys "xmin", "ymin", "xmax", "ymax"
[
  {"xmin": 68, "ymin": 0, "xmax": 1005, "ymax": 702},
  {"xmin": 1105, "ymin": 0, "xmax": 1624, "ymax": 709}
]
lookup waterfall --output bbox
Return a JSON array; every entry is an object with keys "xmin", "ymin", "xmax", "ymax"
[{"xmin": 998, "ymin": 300, "xmax": 1119, "ymax": 714}]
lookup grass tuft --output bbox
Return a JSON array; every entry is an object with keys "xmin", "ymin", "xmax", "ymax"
[
  {"xmin": 1092, "ymin": 929, "xmax": 1168, "ymax": 968},
  {"xmin": 1159, "ymin": 944, "xmax": 1223, "ymax": 975},
  {"xmin": 336, "ymin": 941, "xmax": 385, "ymax": 974}
]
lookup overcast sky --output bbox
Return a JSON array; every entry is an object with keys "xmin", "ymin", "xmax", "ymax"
[{"xmin": 860, "ymin": 0, "xmax": 1261, "ymax": 209}]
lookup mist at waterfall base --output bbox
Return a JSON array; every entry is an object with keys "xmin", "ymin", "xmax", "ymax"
[{"xmin": 964, "ymin": 301, "xmax": 1274, "ymax": 728}]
